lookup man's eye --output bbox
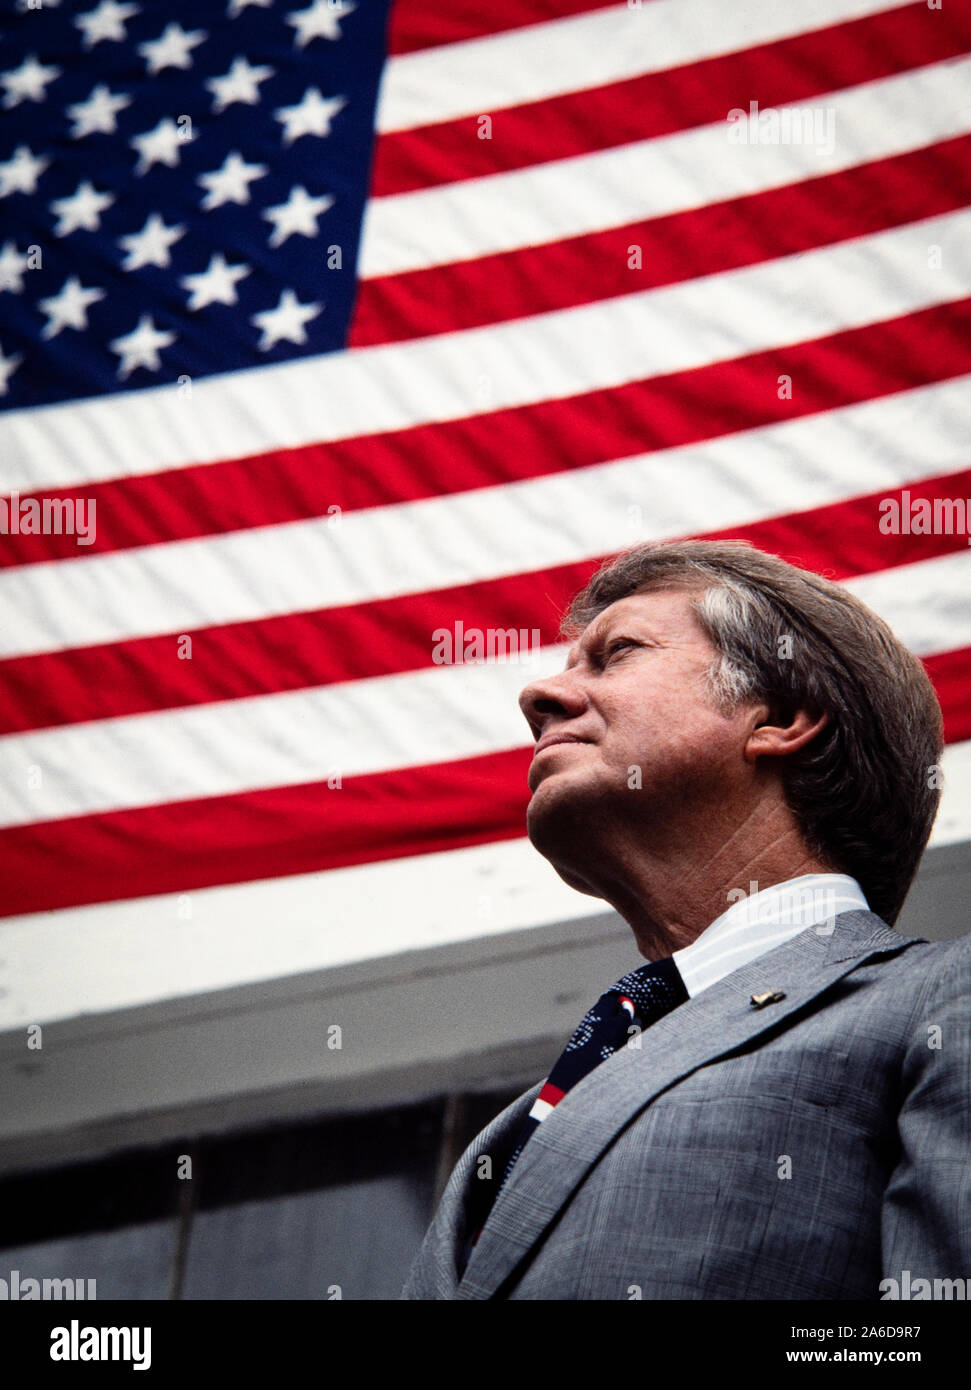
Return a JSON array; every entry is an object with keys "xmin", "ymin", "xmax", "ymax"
[{"xmin": 604, "ymin": 639, "xmax": 635, "ymax": 660}]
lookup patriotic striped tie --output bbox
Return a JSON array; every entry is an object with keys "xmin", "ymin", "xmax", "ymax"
[{"xmin": 469, "ymin": 955, "xmax": 688, "ymax": 1246}]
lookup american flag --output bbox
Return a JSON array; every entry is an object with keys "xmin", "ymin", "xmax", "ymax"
[{"xmin": 1, "ymin": 0, "xmax": 970, "ymax": 1016}]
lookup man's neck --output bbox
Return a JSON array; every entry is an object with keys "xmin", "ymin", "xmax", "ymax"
[
  {"xmin": 571, "ymin": 801, "xmax": 835, "ymax": 960},
  {"xmin": 613, "ymin": 854, "xmax": 834, "ymax": 959}
]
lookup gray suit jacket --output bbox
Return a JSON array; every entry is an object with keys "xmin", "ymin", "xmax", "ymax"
[{"xmin": 402, "ymin": 910, "xmax": 971, "ymax": 1299}]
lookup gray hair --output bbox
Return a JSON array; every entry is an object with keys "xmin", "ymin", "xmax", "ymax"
[{"xmin": 563, "ymin": 540, "xmax": 944, "ymax": 926}]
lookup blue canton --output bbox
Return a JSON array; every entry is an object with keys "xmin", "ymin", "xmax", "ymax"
[{"xmin": 0, "ymin": 0, "xmax": 393, "ymax": 409}]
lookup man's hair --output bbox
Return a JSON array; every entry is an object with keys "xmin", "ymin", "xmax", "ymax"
[{"xmin": 562, "ymin": 540, "xmax": 944, "ymax": 926}]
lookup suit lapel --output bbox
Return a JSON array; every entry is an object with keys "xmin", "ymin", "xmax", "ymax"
[
  {"xmin": 455, "ymin": 910, "xmax": 921, "ymax": 1299},
  {"xmin": 407, "ymin": 1079, "xmax": 543, "ymax": 1298}
]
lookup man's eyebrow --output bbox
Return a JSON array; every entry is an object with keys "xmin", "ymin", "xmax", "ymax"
[
  {"xmin": 564, "ymin": 614, "xmax": 663, "ymax": 668},
  {"xmin": 563, "ymin": 623, "xmax": 605, "ymax": 669}
]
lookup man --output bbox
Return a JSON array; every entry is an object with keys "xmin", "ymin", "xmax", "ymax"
[{"xmin": 402, "ymin": 539, "xmax": 970, "ymax": 1300}]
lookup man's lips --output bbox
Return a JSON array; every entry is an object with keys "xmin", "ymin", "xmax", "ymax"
[{"xmin": 533, "ymin": 733, "xmax": 591, "ymax": 757}]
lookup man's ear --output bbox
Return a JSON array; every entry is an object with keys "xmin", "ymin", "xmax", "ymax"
[{"xmin": 743, "ymin": 705, "xmax": 829, "ymax": 764}]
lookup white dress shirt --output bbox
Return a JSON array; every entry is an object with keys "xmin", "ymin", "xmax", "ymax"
[{"xmin": 672, "ymin": 873, "xmax": 870, "ymax": 998}]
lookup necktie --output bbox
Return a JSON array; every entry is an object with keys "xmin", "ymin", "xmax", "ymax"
[{"xmin": 467, "ymin": 956, "xmax": 688, "ymax": 1244}]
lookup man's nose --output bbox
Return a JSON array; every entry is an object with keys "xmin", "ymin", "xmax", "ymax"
[{"xmin": 518, "ymin": 671, "xmax": 586, "ymax": 740}]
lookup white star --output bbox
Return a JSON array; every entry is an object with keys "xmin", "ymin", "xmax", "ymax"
[
  {"xmin": 138, "ymin": 23, "xmax": 207, "ymax": 75},
  {"xmin": 275, "ymin": 88, "xmax": 346, "ymax": 145},
  {"xmin": 66, "ymin": 83, "xmax": 132, "ymax": 138},
  {"xmin": 197, "ymin": 151, "xmax": 267, "ymax": 210},
  {"xmin": 206, "ymin": 56, "xmax": 274, "ymax": 113},
  {"xmin": 251, "ymin": 288, "xmax": 322, "ymax": 351},
  {"xmin": 130, "ymin": 117, "xmax": 191, "ymax": 175},
  {"xmin": 0, "ymin": 241, "xmax": 29, "ymax": 293},
  {"xmin": 75, "ymin": 1, "xmax": 140, "ymax": 47},
  {"xmin": 110, "ymin": 314, "xmax": 176, "ymax": 379},
  {"xmin": 181, "ymin": 253, "xmax": 250, "ymax": 310},
  {"xmin": 0, "ymin": 145, "xmax": 50, "ymax": 197},
  {"xmin": 1, "ymin": 54, "xmax": 61, "ymax": 109},
  {"xmin": 228, "ymin": 0, "xmax": 271, "ymax": 14},
  {"xmin": 117, "ymin": 213, "xmax": 186, "ymax": 271},
  {"xmin": 38, "ymin": 276, "xmax": 106, "ymax": 338},
  {"xmin": 286, "ymin": 0, "xmax": 355, "ymax": 47},
  {"xmin": 0, "ymin": 342, "xmax": 23, "ymax": 395},
  {"xmin": 263, "ymin": 184, "xmax": 334, "ymax": 248},
  {"xmin": 49, "ymin": 180, "xmax": 114, "ymax": 236}
]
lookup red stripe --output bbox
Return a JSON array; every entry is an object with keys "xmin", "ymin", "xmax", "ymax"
[
  {"xmin": 372, "ymin": 3, "xmax": 967, "ymax": 195},
  {"xmin": 1, "ymin": 639, "xmax": 967, "ymax": 917},
  {"xmin": 352, "ymin": 135, "xmax": 971, "ymax": 347},
  {"xmin": 386, "ymin": 0, "xmax": 620, "ymax": 55},
  {"xmin": 0, "ymin": 562, "xmax": 594, "ymax": 732},
  {"xmin": 4, "ymin": 294, "xmax": 970, "ymax": 569},
  {"xmin": 0, "ymin": 747, "xmax": 534, "ymax": 919},
  {"xmin": 537, "ymin": 1082, "xmax": 567, "ymax": 1106},
  {"xmin": 3, "ymin": 467, "xmax": 969, "ymax": 733},
  {"xmin": 925, "ymin": 646, "xmax": 971, "ymax": 746}
]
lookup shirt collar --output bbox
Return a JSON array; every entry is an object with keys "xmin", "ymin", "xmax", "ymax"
[{"xmin": 672, "ymin": 873, "xmax": 870, "ymax": 998}]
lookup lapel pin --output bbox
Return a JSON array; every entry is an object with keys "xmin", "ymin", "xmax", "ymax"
[{"xmin": 750, "ymin": 988, "xmax": 786, "ymax": 1009}]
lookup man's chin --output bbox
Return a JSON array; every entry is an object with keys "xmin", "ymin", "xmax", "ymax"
[{"xmin": 525, "ymin": 778, "xmax": 603, "ymax": 892}]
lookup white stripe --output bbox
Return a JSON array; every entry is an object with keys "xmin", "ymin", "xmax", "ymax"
[
  {"xmin": 844, "ymin": 551, "xmax": 971, "ymax": 656},
  {"xmin": 931, "ymin": 738, "xmax": 971, "ymax": 849},
  {"xmin": 0, "ymin": 836, "xmax": 601, "ymax": 1027},
  {"xmin": 363, "ymin": 53, "xmax": 971, "ymax": 277},
  {"xmin": 2, "ymin": 369, "xmax": 969, "ymax": 657},
  {"xmin": 0, "ymin": 648, "xmax": 544, "ymax": 828},
  {"xmin": 0, "ymin": 818, "xmax": 965, "ymax": 1031},
  {"xmin": 0, "ymin": 551, "xmax": 969, "ymax": 826},
  {"xmin": 528, "ymin": 1098, "xmax": 556, "ymax": 1122},
  {"xmin": 376, "ymin": 0, "xmax": 916, "ymax": 133},
  {"xmin": 3, "ymin": 95, "xmax": 970, "ymax": 499}
]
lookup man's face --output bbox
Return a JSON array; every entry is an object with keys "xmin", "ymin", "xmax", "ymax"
[{"xmin": 518, "ymin": 587, "xmax": 760, "ymax": 881}]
